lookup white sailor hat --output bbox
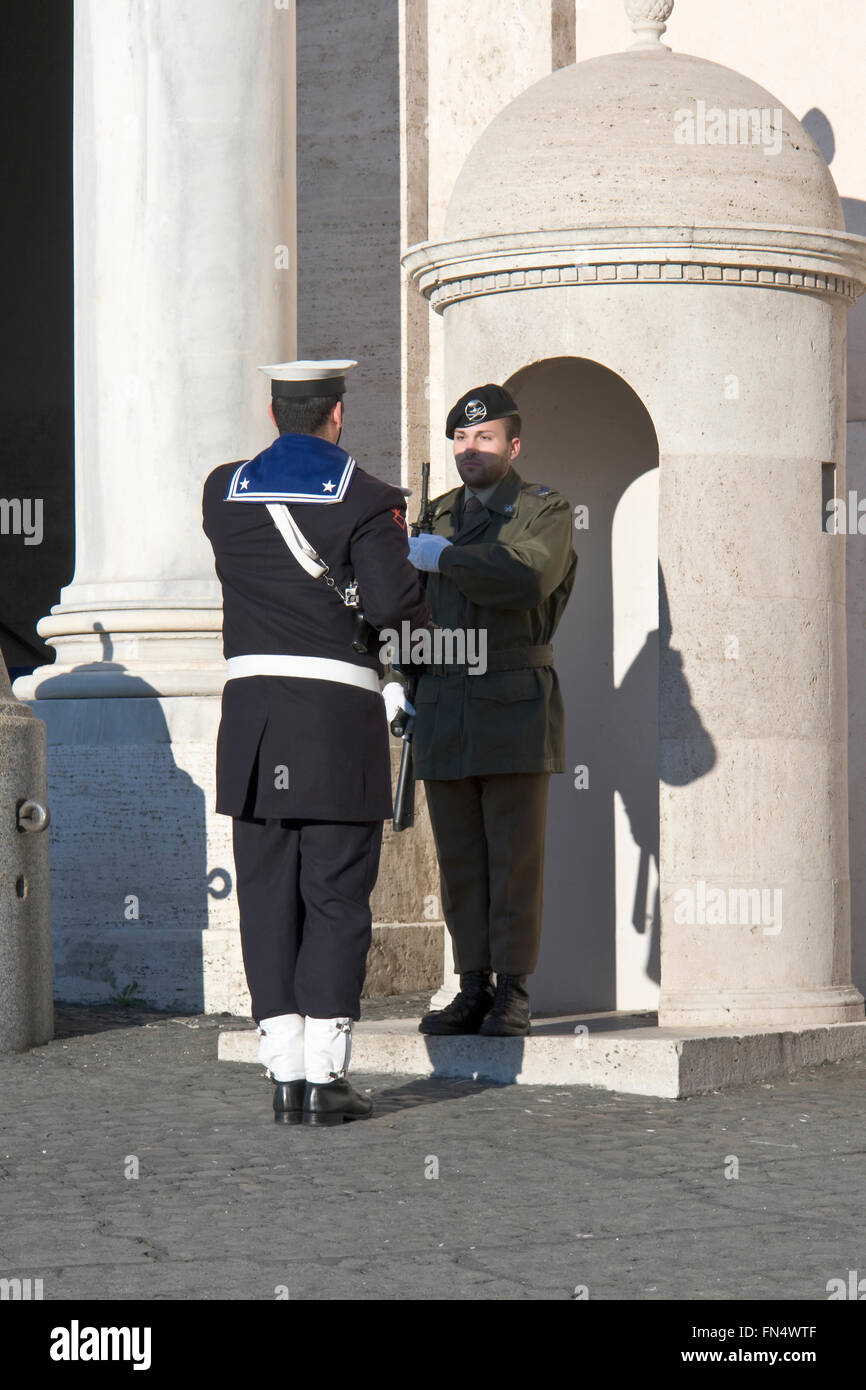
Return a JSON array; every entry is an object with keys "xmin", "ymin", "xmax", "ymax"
[{"xmin": 259, "ymin": 359, "xmax": 357, "ymax": 398}]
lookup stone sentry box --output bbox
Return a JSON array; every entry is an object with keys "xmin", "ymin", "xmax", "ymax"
[{"xmin": 404, "ymin": 1, "xmax": 866, "ymax": 1027}]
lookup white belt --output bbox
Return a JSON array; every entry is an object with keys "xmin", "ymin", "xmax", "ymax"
[{"xmin": 225, "ymin": 653, "xmax": 380, "ymax": 694}]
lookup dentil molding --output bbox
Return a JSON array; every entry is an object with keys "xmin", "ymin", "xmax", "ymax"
[{"xmin": 403, "ymin": 225, "xmax": 866, "ymax": 313}]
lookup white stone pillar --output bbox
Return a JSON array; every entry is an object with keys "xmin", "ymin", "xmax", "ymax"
[
  {"xmin": 655, "ymin": 298, "xmax": 861, "ymax": 1028},
  {"xmin": 13, "ymin": 0, "xmax": 296, "ymax": 1011},
  {"xmin": 17, "ymin": 0, "xmax": 296, "ymax": 699}
]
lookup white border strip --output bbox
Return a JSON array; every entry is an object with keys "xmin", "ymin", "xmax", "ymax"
[{"xmin": 226, "ymin": 653, "xmax": 380, "ymax": 693}]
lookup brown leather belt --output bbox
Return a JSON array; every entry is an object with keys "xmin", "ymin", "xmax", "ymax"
[{"xmin": 425, "ymin": 644, "xmax": 553, "ymax": 678}]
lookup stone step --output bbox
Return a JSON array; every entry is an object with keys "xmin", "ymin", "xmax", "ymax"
[{"xmin": 218, "ymin": 1010, "xmax": 866, "ymax": 1099}]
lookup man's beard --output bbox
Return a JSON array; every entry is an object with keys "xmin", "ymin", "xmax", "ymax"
[{"xmin": 455, "ymin": 445, "xmax": 511, "ymax": 490}]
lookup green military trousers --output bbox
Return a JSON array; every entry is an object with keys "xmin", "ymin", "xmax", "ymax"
[{"xmin": 423, "ymin": 772, "xmax": 551, "ymax": 976}]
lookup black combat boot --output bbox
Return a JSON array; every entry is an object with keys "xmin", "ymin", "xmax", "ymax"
[
  {"xmin": 479, "ymin": 973, "xmax": 531, "ymax": 1036},
  {"xmin": 418, "ymin": 970, "xmax": 495, "ymax": 1035},
  {"xmin": 272, "ymin": 1078, "xmax": 306, "ymax": 1124}
]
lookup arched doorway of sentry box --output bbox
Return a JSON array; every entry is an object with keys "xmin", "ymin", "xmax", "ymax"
[{"xmin": 506, "ymin": 356, "xmax": 672, "ymax": 1016}]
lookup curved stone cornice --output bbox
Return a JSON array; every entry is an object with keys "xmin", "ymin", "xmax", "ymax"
[{"xmin": 403, "ymin": 224, "xmax": 866, "ymax": 313}]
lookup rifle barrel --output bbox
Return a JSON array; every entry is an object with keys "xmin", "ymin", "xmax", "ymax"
[
  {"xmin": 393, "ymin": 461, "xmax": 430, "ymax": 831},
  {"xmin": 392, "ymin": 734, "xmax": 415, "ymax": 831},
  {"xmin": 412, "ymin": 461, "xmax": 432, "ymax": 536}
]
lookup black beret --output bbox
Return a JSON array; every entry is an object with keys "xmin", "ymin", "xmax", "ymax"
[{"xmin": 445, "ymin": 383, "xmax": 520, "ymax": 439}]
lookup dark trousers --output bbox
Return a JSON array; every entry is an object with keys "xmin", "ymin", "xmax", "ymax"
[
  {"xmin": 232, "ymin": 816, "xmax": 383, "ymax": 1022},
  {"xmin": 423, "ymin": 773, "xmax": 551, "ymax": 976}
]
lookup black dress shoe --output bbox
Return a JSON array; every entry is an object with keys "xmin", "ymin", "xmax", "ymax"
[
  {"xmin": 272, "ymin": 1078, "xmax": 306, "ymax": 1124},
  {"xmin": 479, "ymin": 974, "xmax": 531, "ymax": 1036},
  {"xmin": 302, "ymin": 1078, "xmax": 373, "ymax": 1126},
  {"xmin": 418, "ymin": 970, "xmax": 495, "ymax": 1035}
]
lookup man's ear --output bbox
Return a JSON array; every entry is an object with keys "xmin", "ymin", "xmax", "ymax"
[
  {"xmin": 268, "ymin": 401, "xmax": 277, "ymax": 429},
  {"xmin": 510, "ymin": 436, "xmax": 521, "ymax": 460},
  {"xmin": 333, "ymin": 399, "xmax": 344, "ymax": 429}
]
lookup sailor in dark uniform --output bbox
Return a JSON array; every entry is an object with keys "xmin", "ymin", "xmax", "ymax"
[{"xmin": 202, "ymin": 360, "xmax": 426, "ymax": 1125}]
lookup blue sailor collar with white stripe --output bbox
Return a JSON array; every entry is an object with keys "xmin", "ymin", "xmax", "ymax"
[{"xmin": 225, "ymin": 432, "xmax": 356, "ymax": 504}]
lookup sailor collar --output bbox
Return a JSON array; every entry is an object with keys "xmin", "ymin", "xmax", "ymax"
[{"xmin": 225, "ymin": 432, "xmax": 356, "ymax": 504}]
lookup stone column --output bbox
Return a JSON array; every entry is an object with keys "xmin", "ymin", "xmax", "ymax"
[
  {"xmin": 655, "ymin": 289, "xmax": 863, "ymax": 1028},
  {"xmin": 17, "ymin": 0, "xmax": 296, "ymax": 699},
  {"xmin": 0, "ymin": 653, "xmax": 52, "ymax": 1053},
  {"xmin": 13, "ymin": 0, "xmax": 296, "ymax": 1011}
]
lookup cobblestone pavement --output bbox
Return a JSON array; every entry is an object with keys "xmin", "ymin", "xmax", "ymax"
[{"xmin": 1, "ymin": 1002, "xmax": 864, "ymax": 1301}]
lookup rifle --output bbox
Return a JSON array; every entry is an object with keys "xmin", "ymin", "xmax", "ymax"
[{"xmin": 391, "ymin": 461, "xmax": 433, "ymax": 831}]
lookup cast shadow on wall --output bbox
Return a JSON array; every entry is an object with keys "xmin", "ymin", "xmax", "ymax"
[
  {"xmin": 610, "ymin": 567, "xmax": 717, "ymax": 991},
  {"xmin": 506, "ymin": 356, "xmax": 716, "ymax": 1016},
  {"xmin": 29, "ymin": 625, "xmax": 221, "ymax": 1014},
  {"xmin": 552, "ymin": 564, "xmax": 716, "ymax": 1014}
]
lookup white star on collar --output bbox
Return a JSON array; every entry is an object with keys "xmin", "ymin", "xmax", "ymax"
[
  {"xmin": 240, "ymin": 478, "xmax": 250, "ymax": 489},
  {"xmin": 322, "ymin": 480, "xmax": 335, "ymax": 493}
]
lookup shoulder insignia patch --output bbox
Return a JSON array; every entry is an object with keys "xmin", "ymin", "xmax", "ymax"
[
  {"xmin": 391, "ymin": 506, "xmax": 407, "ymax": 530},
  {"xmin": 527, "ymin": 483, "xmax": 552, "ymax": 495}
]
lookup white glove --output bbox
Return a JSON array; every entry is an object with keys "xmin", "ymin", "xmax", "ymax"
[
  {"xmin": 382, "ymin": 681, "xmax": 416, "ymax": 724},
  {"xmin": 408, "ymin": 533, "xmax": 452, "ymax": 571}
]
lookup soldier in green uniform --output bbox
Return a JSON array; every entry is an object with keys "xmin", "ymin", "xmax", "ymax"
[{"xmin": 405, "ymin": 383, "xmax": 577, "ymax": 1036}]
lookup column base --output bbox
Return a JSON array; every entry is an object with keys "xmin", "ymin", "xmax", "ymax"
[
  {"xmin": 658, "ymin": 984, "xmax": 865, "ymax": 1029},
  {"xmin": 12, "ymin": 605, "xmax": 226, "ymax": 701}
]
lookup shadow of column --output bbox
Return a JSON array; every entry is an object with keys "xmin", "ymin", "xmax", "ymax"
[{"xmin": 24, "ymin": 630, "xmax": 215, "ymax": 1012}]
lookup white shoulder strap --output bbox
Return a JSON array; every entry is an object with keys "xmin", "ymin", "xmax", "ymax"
[{"xmin": 265, "ymin": 502, "xmax": 328, "ymax": 579}]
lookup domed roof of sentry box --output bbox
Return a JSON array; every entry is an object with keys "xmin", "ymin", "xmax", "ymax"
[{"xmin": 445, "ymin": 0, "xmax": 844, "ymax": 240}]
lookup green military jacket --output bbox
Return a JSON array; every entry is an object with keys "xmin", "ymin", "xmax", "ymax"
[{"xmin": 410, "ymin": 465, "xmax": 577, "ymax": 780}]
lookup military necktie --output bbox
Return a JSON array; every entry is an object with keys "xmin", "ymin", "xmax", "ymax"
[{"xmin": 457, "ymin": 492, "xmax": 487, "ymax": 538}]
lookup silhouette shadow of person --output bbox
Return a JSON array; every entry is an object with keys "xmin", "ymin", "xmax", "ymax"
[{"xmin": 610, "ymin": 567, "xmax": 716, "ymax": 988}]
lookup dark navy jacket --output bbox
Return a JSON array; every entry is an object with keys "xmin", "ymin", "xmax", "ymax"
[{"xmin": 202, "ymin": 434, "xmax": 428, "ymax": 821}]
